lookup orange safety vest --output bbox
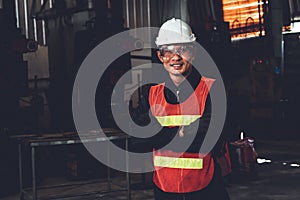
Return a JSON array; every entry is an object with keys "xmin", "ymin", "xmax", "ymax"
[{"xmin": 149, "ymin": 77, "xmax": 216, "ymax": 193}]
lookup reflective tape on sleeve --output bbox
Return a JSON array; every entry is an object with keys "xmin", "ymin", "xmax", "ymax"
[
  {"xmin": 154, "ymin": 156, "xmax": 203, "ymax": 169},
  {"xmin": 155, "ymin": 115, "xmax": 201, "ymax": 126}
]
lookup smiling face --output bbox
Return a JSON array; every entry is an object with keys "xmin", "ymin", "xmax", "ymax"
[{"xmin": 157, "ymin": 44, "xmax": 195, "ymax": 78}]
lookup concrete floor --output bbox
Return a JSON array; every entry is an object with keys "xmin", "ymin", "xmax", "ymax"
[
  {"xmin": 1, "ymin": 140, "xmax": 300, "ymax": 200},
  {"xmin": 228, "ymin": 139, "xmax": 300, "ymax": 200}
]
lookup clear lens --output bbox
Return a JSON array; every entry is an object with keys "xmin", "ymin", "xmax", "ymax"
[{"xmin": 160, "ymin": 45, "xmax": 195, "ymax": 59}]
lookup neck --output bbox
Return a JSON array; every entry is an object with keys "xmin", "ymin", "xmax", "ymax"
[
  {"xmin": 169, "ymin": 70, "xmax": 192, "ymax": 87},
  {"xmin": 170, "ymin": 75, "xmax": 185, "ymax": 87}
]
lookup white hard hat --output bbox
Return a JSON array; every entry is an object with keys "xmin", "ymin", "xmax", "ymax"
[{"xmin": 155, "ymin": 18, "xmax": 196, "ymax": 47}]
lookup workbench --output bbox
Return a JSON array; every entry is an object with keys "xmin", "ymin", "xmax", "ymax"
[{"xmin": 12, "ymin": 128, "xmax": 131, "ymax": 200}]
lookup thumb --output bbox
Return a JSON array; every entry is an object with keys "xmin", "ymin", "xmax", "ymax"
[{"xmin": 179, "ymin": 126, "xmax": 184, "ymax": 137}]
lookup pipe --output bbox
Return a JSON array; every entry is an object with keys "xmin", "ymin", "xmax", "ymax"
[
  {"xmin": 88, "ymin": 0, "xmax": 93, "ymax": 9},
  {"xmin": 139, "ymin": 0, "xmax": 143, "ymax": 27},
  {"xmin": 147, "ymin": 0, "xmax": 151, "ymax": 26},
  {"xmin": 23, "ymin": 0, "xmax": 29, "ymax": 38},
  {"xmin": 41, "ymin": 0, "xmax": 46, "ymax": 45},
  {"xmin": 133, "ymin": 0, "xmax": 137, "ymax": 28},
  {"xmin": 30, "ymin": 0, "xmax": 38, "ymax": 40},
  {"xmin": 33, "ymin": 17, "xmax": 38, "ymax": 41},
  {"xmin": 42, "ymin": 19, "xmax": 46, "ymax": 45},
  {"xmin": 125, "ymin": 0, "xmax": 130, "ymax": 28},
  {"xmin": 15, "ymin": 0, "xmax": 20, "ymax": 28}
]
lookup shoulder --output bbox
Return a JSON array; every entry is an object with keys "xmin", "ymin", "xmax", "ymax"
[
  {"xmin": 201, "ymin": 76, "xmax": 215, "ymax": 84},
  {"xmin": 150, "ymin": 82, "xmax": 165, "ymax": 88},
  {"xmin": 149, "ymin": 83, "xmax": 165, "ymax": 93}
]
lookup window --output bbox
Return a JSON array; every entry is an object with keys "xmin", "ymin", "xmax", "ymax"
[{"xmin": 222, "ymin": 0, "xmax": 266, "ymax": 40}]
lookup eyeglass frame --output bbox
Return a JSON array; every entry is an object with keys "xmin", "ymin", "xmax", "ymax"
[{"xmin": 158, "ymin": 43, "xmax": 196, "ymax": 59}]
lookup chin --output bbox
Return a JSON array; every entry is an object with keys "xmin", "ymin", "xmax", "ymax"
[{"xmin": 173, "ymin": 71, "xmax": 187, "ymax": 77}]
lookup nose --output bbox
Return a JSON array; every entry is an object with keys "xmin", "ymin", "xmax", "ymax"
[{"xmin": 171, "ymin": 53, "xmax": 182, "ymax": 61}]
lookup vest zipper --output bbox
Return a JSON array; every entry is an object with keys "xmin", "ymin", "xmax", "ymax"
[{"xmin": 176, "ymin": 90, "xmax": 180, "ymax": 102}]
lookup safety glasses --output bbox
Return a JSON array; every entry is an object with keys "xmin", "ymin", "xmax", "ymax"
[{"xmin": 159, "ymin": 44, "xmax": 195, "ymax": 59}]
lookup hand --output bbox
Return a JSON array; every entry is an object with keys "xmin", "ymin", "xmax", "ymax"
[{"xmin": 178, "ymin": 126, "xmax": 184, "ymax": 137}]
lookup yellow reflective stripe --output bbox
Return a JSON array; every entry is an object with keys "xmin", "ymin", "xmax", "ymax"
[
  {"xmin": 154, "ymin": 156, "xmax": 203, "ymax": 169},
  {"xmin": 155, "ymin": 115, "xmax": 201, "ymax": 126}
]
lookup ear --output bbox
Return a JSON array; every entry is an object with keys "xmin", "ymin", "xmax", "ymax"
[{"xmin": 156, "ymin": 50, "xmax": 164, "ymax": 62}]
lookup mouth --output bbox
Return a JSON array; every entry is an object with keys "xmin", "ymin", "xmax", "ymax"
[{"xmin": 170, "ymin": 63, "xmax": 183, "ymax": 69}]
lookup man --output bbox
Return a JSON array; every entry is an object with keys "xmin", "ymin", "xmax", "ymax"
[{"xmin": 131, "ymin": 18, "xmax": 230, "ymax": 200}]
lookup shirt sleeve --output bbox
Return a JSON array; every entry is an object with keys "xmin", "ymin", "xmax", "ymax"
[{"xmin": 129, "ymin": 85, "xmax": 178, "ymax": 152}]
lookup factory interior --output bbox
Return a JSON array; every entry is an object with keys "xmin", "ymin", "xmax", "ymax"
[{"xmin": 0, "ymin": 0, "xmax": 300, "ymax": 199}]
